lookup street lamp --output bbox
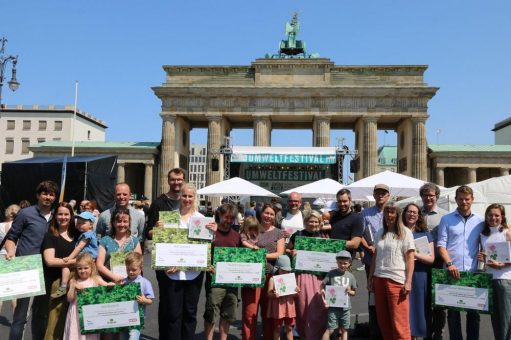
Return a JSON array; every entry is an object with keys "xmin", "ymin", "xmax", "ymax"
[{"xmin": 0, "ymin": 37, "xmax": 20, "ymax": 110}]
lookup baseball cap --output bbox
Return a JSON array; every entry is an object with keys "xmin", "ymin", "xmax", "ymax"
[
  {"xmin": 77, "ymin": 211, "xmax": 96, "ymax": 223},
  {"xmin": 336, "ymin": 250, "xmax": 352, "ymax": 260},
  {"xmin": 274, "ymin": 255, "xmax": 292, "ymax": 272},
  {"xmin": 373, "ymin": 184, "xmax": 390, "ymax": 192}
]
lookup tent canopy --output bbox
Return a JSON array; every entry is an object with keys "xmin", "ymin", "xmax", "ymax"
[
  {"xmin": 346, "ymin": 170, "xmax": 427, "ymax": 200},
  {"xmin": 280, "ymin": 178, "xmax": 344, "ymax": 198},
  {"xmin": 197, "ymin": 177, "xmax": 278, "ymax": 197},
  {"xmin": 0, "ymin": 155, "xmax": 117, "ymax": 212}
]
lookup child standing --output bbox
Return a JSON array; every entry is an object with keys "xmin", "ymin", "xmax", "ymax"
[
  {"xmin": 267, "ymin": 255, "xmax": 299, "ymax": 340},
  {"xmin": 120, "ymin": 252, "xmax": 154, "ymax": 340},
  {"xmin": 240, "ymin": 216, "xmax": 262, "ymax": 249},
  {"xmin": 321, "ymin": 250, "xmax": 357, "ymax": 340},
  {"xmin": 52, "ymin": 211, "xmax": 99, "ymax": 298},
  {"xmin": 63, "ymin": 253, "xmax": 111, "ymax": 340}
]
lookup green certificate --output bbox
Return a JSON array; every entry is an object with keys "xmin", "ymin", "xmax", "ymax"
[
  {"xmin": 212, "ymin": 247, "xmax": 267, "ymax": 288},
  {"xmin": 0, "ymin": 254, "xmax": 46, "ymax": 301},
  {"xmin": 78, "ymin": 282, "xmax": 144, "ymax": 333},
  {"xmin": 432, "ymin": 268, "xmax": 493, "ymax": 314},
  {"xmin": 151, "ymin": 228, "xmax": 211, "ymax": 271},
  {"xmin": 110, "ymin": 252, "xmax": 128, "ymax": 278},
  {"xmin": 293, "ymin": 237, "xmax": 346, "ymax": 275},
  {"xmin": 159, "ymin": 211, "xmax": 180, "ymax": 228}
]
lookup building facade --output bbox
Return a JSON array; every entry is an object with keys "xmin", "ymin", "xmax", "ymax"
[
  {"xmin": 493, "ymin": 116, "xmax": 511, "ymax": 145},
  {"xmin": 188, "ymin": 144, "xmax": 207, "ymax": 204},
  {"xmin": 0, "ymin": 104, "xmax": 107, "ymax": 170}
]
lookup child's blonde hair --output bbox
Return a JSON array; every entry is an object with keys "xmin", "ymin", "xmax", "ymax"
[
  {"xmin": 240, "ymin": 216, "xmax": 263, "ymax": 239},
  {"xmin": 72, "ymin": 253, "xmax": 99, "ymax": 281},
  {"xmin": 125, "ymin": 251, "xmax": 143, "ymax": 268}
]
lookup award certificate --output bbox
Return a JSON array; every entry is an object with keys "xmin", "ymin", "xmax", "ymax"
[
  {"xmin": 325, "ymin": 285, "xmax": 349, "ymax": 308},
  {"xmin": 295, "ymin": 250, "xmax": 337, "ymax": 273},
  {"xmin": 215, "ymin": 262, "xmax": 263, "ymax": 285},
  {"xmin": 155, "ymin": 243, "xmax": 208, "ymax": 268},
  {"xmin": 0, "ymin": 254, "xmax": 45, "ymax": 301},
  {"xmin": 110, "ymin": 252, "xmax": 127, "ymax": 278},
  {"xmin": 82, "ymin": 300, "xmax": 140, "ymax": 331},
  {"xmin": 212, "ymin": 247, "xmax": 267, "ymax": 287},
  {"xmin": 188, "ymin": 216, "xmax": 215, "ymax": 240},
  {"xmin": 159, "ymin": 211, "xmax": 180, "ymax": 228},
  {"xmin": 414, "ymin": 236, "xmax": 431, "ymax": 256},
  {"xmin": 273, "ymin": 273, "xmax": 297, "ymax": 297},
  {"xmin": 485, "ymin": 241, "xmax": 511, "ymax": 263},
  {"xmin": 435, "ymin": 284, "xmax": 489, "ymax": 312}
]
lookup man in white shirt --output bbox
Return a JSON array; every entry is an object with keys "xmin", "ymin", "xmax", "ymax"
[{"xmin": 280, "ymin": 192, "xmax": 304, "ymax": 236}]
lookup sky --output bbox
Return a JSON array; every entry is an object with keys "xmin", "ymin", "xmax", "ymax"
[{"xmin": 1, "ymin": 1, "xmax": 511, "ymax": 151}]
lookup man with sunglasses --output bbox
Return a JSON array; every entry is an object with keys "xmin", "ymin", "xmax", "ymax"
[{"xmin": 280, "ymin": 191, "xmax": 304, "ymax": 236}]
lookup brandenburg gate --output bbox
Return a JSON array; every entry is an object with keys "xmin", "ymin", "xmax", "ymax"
[{"xmin": 152, "ymin": 16, "xmax": 438, "ymax": 195}]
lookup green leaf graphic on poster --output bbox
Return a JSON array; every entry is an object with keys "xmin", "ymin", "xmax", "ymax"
[
  {"xmin": 292, "ymin": 237, "xmax": 345, "ymax": 275},
  {"xmin": 0, "ymin": 254, "xmax": 46, "ymax": 301},
  {"xmin": 77, "ymin": 283, "xmax": 143, "ymax": 334},
  {"xmin": 151, "ymin": 228, "xmax": 211, "ymax": 271},
  {"xmin": 159, "ymin": 211, "xmax": 180, "ymax": 228},
  {"xmin": 431, "ymin": 268, "xmax": 493, "ymax": 314},
  {"xmin": 212, "ymin": 247, "xmax": 267, "ymax": 288}
]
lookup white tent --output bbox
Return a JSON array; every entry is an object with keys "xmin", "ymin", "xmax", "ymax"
[
  {"xmin": 346, "ymin": 170, "xmax": 428, "ymax": 200},
  {"xmin": 197, "ymin": 177, "xmax": 278, "ymax": 197},
  {"xmin": 280, "ymin": 178, "xmax": 344, "ymax": 198},
  {"xmin": 397, "ymin": 175, "xmax": 511, "ymax": 215}
]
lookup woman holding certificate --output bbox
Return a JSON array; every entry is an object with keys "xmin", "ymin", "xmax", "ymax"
[
  {"xmin": 96, "ymin": 209, "xmax": 142, "ymax": 283},
  {"xmin": 402, "ymin": 203, "xmax": 434, "ymax": 340},
  {"xmin": 41, "ymin": 202, "xmax": 77, "ymax": 340},
  {"xmin": 479, "ymin": 204, "xmax": 511, "ymax": 340},
  {"xmin": 368, "ymin": 203, "xmax": 415, "ymax": 340},
  {"xmin": 242, "ymin": 203, "xmax": 285, "ymax": 340},
  {"xmin": 287, "ymin": 210, "xmax": 328, "ymax": 340}
]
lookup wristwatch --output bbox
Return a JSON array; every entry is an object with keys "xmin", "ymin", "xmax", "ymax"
[{"xmin": 446, "ymin": 261, "xmax": 454, "ymax": 267}]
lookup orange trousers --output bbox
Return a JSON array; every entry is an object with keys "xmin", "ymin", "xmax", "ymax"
[
  {"xmin": 373, "ymin": 276, "xmax": 411, "ymax": 340},
  {"xmin": 241, "ymin": 274, "xmax": 273, "ymax": 340}
]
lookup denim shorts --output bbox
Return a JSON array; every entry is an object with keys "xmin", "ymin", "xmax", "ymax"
[{"xmin": 328, "ymin": 307, "xmax": 350, "ymax": 330}]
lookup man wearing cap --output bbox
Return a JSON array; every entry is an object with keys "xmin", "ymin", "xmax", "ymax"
[
  {"xmin": 360, "ymin": 183, "xmax": 390, "ymax": 340},
  {"xmin": 420, "ymin": 182, "xmax": 449, "ymax": 340},
  {"xmin": 96, "ymin": 182, "xmax": 145, "ymax": 239},
  {"xmin": 280, "ymin": 192, "xmax": 304, "ymax": 236},
  {"xmin": 5, "ymin": 180, "xmax": 59, "ymax": 340},
  {"xmin": 204, "ymin": 203, "xmax": 241, "ymax": 340},
  {"xmin": 329, "ymin": 189, "xmax": 364, "ymax": 250}
]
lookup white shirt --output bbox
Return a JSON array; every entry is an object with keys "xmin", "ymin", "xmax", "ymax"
[
  {"xmin": 373, "ymin": 227, "xmax": 415, "ymax": 284},
  {"xmin": 281, "ymin": 211, "xmax": 304, "ymax": 234}
]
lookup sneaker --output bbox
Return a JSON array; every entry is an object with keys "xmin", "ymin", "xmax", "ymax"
[{"xmin": 51, "ymin": 286, "xmax": 67, "ymax": 298}]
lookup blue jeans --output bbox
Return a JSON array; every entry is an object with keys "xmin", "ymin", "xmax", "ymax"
[
  {"xmin": 447, "ymin": 310, "xmax": 480, "ymax": 340},
  {"xmin": 120, "ymin": 329, "xmax": 141, "ymax": 340}
]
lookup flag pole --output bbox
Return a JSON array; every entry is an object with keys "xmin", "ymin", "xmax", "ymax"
[{"xmin": 71, "ymin": 80, "xmax": 78, "ymax": 157}]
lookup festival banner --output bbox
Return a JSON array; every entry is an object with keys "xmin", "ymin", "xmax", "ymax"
[
  {"xmin": 212, "ymin": 247, "xmax": 267, "ymax": 288},
  {"xmin": 78, "ymin": 283, "xmax": 143, "ymax": 334}
]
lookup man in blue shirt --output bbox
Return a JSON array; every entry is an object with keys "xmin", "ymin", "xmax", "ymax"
[
  {"xmin": 5, "ymin": 180, "xmax": 58, "ymax": 340},
  {"xmin": 437, "ymin": 185, "xmax": 484, "ymax": 340}
]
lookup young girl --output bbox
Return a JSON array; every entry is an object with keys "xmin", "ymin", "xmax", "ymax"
[
  {"xmin": 240, "ymin": 216, "xmax": 262, "ymax": 249},
  {"xmin": 121, "ymin": 252, "xmax": 154, "ymax": 340},
  {"xmin": 63, "ymin": 252, "xmax": 111, "ymax": 340},
  {"xmin": 52, "ymin": 211, "xmax": 99, "ymax": 298},
  {"xmin": 267, "ymin": 255, "xmax": 299, "ymax": 340}
]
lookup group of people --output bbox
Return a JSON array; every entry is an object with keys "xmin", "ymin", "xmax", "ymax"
[{"xmin": 1, "ymin": 168, "xmax": 510, "ymax": 340}]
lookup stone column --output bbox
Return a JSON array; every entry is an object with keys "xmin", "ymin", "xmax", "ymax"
[
  {"xmin": 313, "ymin": 116, "xmax": 331, "ymax": 147},
  {"xmin": 467, "ymin": 167, "xmax": 477, "ymax": 183},
  {"xmin": 117, "ymin": 162, "xmax": 125, "ymax": 183},
  {"xmin": 500, "ymin": 168, "xmax": 509, "ymax": 176},
  {"xmin": 144, "ymin": 163, "xmax": 153, "ymax": 200},
  {"xmin": 435, "ymin": 167, "xmax": 445, "ymax": 187},
  {"xmin": 253, "ymin": 115, "xmax": 271, "ymax": 146},
  {"xmin": 412, "ymin": 117, "xmax": 427, "ymax": 180},
  {"xmin": 362, "ymin": 117, "xmax": 378, "ymax": 177},
  {"xmin": 159, "ymin": 113, "xmax": 176, "ymax": 195},
  {"xmin": 206, "ymin": 115, "xmax": 223, "ymax": 208}
]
